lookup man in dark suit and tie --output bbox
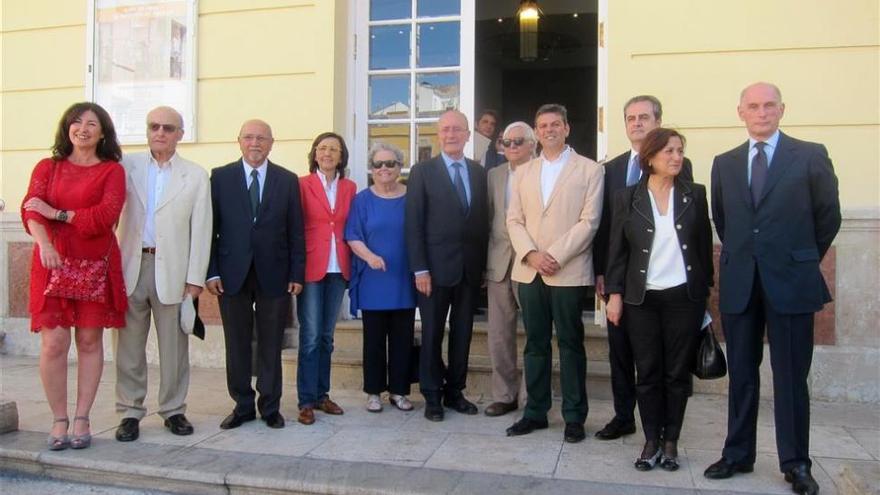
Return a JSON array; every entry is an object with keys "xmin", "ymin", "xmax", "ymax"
[
  {"xmin": 593, "ymin": 95, "xmax": 693, "ymax": 440},
  {"xmin": 405, "ymin": 109, "xmax": 489, "ymax": 421},
  {"xmin": 206, "ymin": 119, "xmax": 305, "ymax": 430},
  {"xmin": 704, "ymin": 83, "xmax": 840, "ymax": 495}
]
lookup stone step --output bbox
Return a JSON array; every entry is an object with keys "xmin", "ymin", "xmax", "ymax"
[{"xmin": 281, "ymin": 348, "xmax": 614, "ymax": 401}]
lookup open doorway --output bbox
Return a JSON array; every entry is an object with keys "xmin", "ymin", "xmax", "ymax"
[{"xmin": 475, "ymin": 0, "xmax": 598, "ymax": 159}]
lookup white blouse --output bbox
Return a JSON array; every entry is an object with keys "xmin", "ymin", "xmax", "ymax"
[{"xmin": 645, "ymin": 187, "xmax": 688, "ymax": 290}]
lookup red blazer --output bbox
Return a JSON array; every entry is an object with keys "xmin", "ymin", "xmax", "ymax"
[{"xmin": 300, "ymin": 172, "xmax": 356, "ymax": 282}]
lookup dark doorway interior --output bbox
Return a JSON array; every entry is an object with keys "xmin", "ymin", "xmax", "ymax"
[{"xmin": 475, "ymin": 1, "xmax": 598, "ymax": 158}]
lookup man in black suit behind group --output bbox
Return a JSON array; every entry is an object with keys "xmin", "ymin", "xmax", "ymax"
[
  {"xmin": 592, "ymin": 95, "xmax": 693, "ymax": 441},
  {"xmin": 405, "ymin": 109, "xmax": 489, "ymax": 422},
  {"xmin": 704, "ymin": 82, "xmax": 840, "ymax": 495},
  {"xmin": 206, "ymin": 119, "xmax": 305, "ymax": 430}
]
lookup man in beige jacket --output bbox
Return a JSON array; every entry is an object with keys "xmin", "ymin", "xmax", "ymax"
[
  {"xmin": 505, "ymin": 104, "xmax": 604, "ymax": 443},
  {"xmin": 484, "ymin": 121, "xmax": 536, "ymax": 417},
  {"xmin": 114, "ymin": 106, "xmax": 212, "ymax": 441}
]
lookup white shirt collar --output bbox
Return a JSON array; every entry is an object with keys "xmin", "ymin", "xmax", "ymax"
[
  {"xmin": 242, "ymin": 158, "xmax": 268, "ymax": 177},
  {"xmin": 540, "ymin": 145, "xmax": 571, "ymax": 166},
  {"xmin": 748, "ymin": 129, "xmax": 780, "ymax": 150},
  {"xmin": 149, "ymin": 152, "xmax": 177, "ymax": 169},
  {"xmin": 318, "ymin": 170, "xmax": 339, "ymax": 188}
]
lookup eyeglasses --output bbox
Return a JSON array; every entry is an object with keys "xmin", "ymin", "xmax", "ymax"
[
  {"xmin": 371, "ymin": 160, "xmax": 401, "ymax": 169},
  {"xmin": 316, "ymin": 146, "xmax": 341, "ymax": 154},
  {"xmin": 149, "ymin": 123, "xmax": 179, "ymax": 133},
  {"xmin": 240, "ymin": 134, "xmax": 271, "ymax": 143},
  {"xmin": 501, "ymin": 137, "xmax": 528, "ymax": 148}
]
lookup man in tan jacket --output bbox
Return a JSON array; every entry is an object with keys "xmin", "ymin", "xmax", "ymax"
[
  {"xmin": 505, "ymin": 104, "xmax": 604, "ymax": 443},
  {"xmin": 114, "ymin": 106, "xmax": 212, "ymax": 441},
  {"xmin": 484, "ymin": 121, "xmax": 537, "ymax": 417}
]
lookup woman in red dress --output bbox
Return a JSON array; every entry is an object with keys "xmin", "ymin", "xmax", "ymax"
[{"xmin": 21, "ymin": 102, "xmax": 127, "ymax": 450}]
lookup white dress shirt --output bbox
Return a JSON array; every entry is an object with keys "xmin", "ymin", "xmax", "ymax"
[
  {"xmin": 142, "ymin": 154, "xmax": 174, "ymax": 248},
  {"xmin": 540, "ymin": 145, "xmax": 571, "ymax": 207},
  {"xmin": 645, "ymin": 187, "xmax": 688, "ymax": 290},
  {"xmin": 242, "ymin": 159, "xmax": 267, "ymax": 200},
  {"xmin": 319, "ymin": 172, "xmax": 342, "ymax": 274}
]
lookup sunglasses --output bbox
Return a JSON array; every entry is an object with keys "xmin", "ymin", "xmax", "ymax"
[
  {"xmin": 371, "ymin": 160, "xmax": 401, "ymax": 169},
  {"xmin": 149, "ymin": 123, "xmax": 179, "ymax": 133},
  {"xmin": 501, "ymin": 137, "xmax": 527, "ymax": 148}
]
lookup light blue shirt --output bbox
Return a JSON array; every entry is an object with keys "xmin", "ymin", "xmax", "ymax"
[
  {"xmin": 747, "ymin": 130, "xmax": 779, "ymax": 185},
  {"xmin": 143, "ymin": 154, "xmax": 173, "ymax": 248},
  {"xmin": 441, "ymin": 152, "xmax": 471, "ymax": 206},
  {"xmin": 241, "ymin": 159, "xmax": 267, "ymax": 200}
]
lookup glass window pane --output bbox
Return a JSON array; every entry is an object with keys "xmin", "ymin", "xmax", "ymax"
[
  {"xmin": 369, "ymin": 25, "xmax": 411, "ymax": 70},
  {"xmin": 416, "ymin": 122, "xmax": 440, "ymax": 163},
  {"xmin": 369, "ymin": 75, "xmax": 410, "ymax": 119},
  {"xmin": 416, "ymin": 72, "xmax": 459, "ymax": 118},
  {"xmin": 370, "ymin": 0, "xmax": 411, "ymax": 21},
  {"xmin": 417, "ymin": 22, "xmax": 459, "ymax": 67},
  {"xmin": 417, "ymin": 0, "xmax": 460, "ymax": 18},
  {"xmin": 369, "ymin": 123, "xmax": 412, "ymax": 167}
]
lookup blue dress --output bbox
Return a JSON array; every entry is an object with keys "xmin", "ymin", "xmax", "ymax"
[{"xmin": 344, "ymin": 188, "xmax": 416, "ymax": 314}]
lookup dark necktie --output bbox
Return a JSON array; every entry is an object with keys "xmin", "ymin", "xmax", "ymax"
[
  {"xmin": 452, "ymin": 162, "xmax": 469, "ymax": 214},
  {"xmin": 626, "ymin": 153, "xmax": 641, "ymax": 186},
  {"xmin": 248, "ymin": 169, "xmax": 260, "ymax": 219},
  {"xmin": 750, "ymin": 142, "xmax": 768, "ymax": 206}
]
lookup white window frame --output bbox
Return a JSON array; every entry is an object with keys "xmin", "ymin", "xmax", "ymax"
[
  {"xmin": 352, "ymin": 0, "xmax": 475, "ymax": 189},
  {"xmin": 85, "ymin": 0, "xmax": 198, "ymax": 145}
]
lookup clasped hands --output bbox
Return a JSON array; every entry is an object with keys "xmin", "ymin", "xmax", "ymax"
[{"xmin": 526, "ymin": 250, "xmax": 560, "ymax": 277}]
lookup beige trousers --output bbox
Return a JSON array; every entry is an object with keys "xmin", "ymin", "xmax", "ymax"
[
  {"xmin": 486, "ymin": 274, "xmax": 526, "ymax": 404},
  {"xmin": 115, "ymin": 253, "xmax": 189, "ymax": 420}
]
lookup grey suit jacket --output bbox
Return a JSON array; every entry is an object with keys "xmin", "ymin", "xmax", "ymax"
[{"xmin": 486, "ymin": 163, "xmax": 515, "ymax": 282}]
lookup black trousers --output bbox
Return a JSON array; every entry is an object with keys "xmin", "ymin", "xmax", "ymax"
[
  {"xmin": 218, "ymin": 266, "xmax": 289, "ymax": 417},
  {"xmin": 721, "ymin": 270, "xmax": 815, "ymax": 472},
  {"xmin": 606, "ymin": 317, "xmax": 637, "ymax": 424},
  {"xmin": 417, "ymin": 282, "xmax": 477, "ymax": 401},
  {"xmin": 625, "ymin": 284, "xmax": 703, "ymax": 443},
  {"xmin": 362, "ymin": 308, "xmax": 415, "ymax": 395}
]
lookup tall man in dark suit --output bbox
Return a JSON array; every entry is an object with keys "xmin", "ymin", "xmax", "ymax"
[
  {"xmin": 206, "ymin": 119, "xmax": 305, "ymax": 430},
  {"xmin": 593, "ymin": 95, "xmax": 693, "ymax": 440},
  {"xmin": 704, "ymin": 83, "xmax": 840, "ymax": 495},
  {"xmin": 405, "ymin": 109, "xmax": 489, "ymax": 422}
]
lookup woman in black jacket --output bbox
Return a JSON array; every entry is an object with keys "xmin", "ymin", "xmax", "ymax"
[{"xmin": 605, "ymin": 128, "xmax": 714, "ymax": 472}]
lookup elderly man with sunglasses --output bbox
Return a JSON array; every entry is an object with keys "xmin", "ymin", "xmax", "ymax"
[
  {"xmin": 114, "ymin": 106, "xmax": 212, "ymax": 441},
  {"xmin": 484, "ymin": 122, "xmax": 537, "ymax": 417}
]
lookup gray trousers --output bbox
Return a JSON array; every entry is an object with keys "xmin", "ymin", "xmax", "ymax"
[
  {"xmin": 115, "ymin": 253, "xmax": 190, "ymax": 420},
  {"xmin": 486, "ymin": 275, "xmax": 526, "ymax": 404}
]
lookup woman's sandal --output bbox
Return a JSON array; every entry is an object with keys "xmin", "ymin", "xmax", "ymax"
[
  {"xmin": 70, "ymin": 416, "xmax": 92, "ymax": 450},
  {"xmin": 47, "ymin": 417, "xmax": 70, "ymax": 451},
  {"xmin": 634, "ymin": 441, "xmax": 662, "ymax": 471}
]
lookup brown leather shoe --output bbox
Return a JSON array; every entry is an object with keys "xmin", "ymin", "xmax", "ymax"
[
  {"xmin": 298, "ymin": 407, "xmax": 315, "ymax": 425},
  {"xmin": 316, "ymin": 397, "xmax": 344, "ymax": 415},
  {"xmin": 484, "ymin": 401, "xmax": 518, "ymax": 417}
]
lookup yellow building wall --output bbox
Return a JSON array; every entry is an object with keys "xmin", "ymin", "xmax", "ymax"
[
  {"xmin": 606, "ymin": 0, "xmax": 880, "ymax": 210},
  {"xmin": 1, "ymin": 0, "xmax": 347, "ymax": 209}
]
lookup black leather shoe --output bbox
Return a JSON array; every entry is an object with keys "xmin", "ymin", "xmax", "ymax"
[
  {"xmin": 506, "ymin": 417, "xmax": 549, "ymax": 436},
  {"xmin": 219, "ymin": 411, "xmax": 256, "ymax": 430},
  {"xmin": 564, "ymin": 422, "xmax": 586, "ymax": 443},
  {"xmin": 594, "ymin": 419, "xmax": 636, "ymax": 440},
  {"xmin": 262, "ymin": 412, "xmax": 285, "ymax": 429},
  {"xmin": 785, "ymin": 464, "xmax": 819, "ymax": 495},
  {"xmin": 424, "ymin": 401, "xmax": 445, "ymax": 422},
  {"xmin": 443, "ymin": 395, "xmax": 478, "ymax": 415},
  {"xmin": 704, "ymin": 458, "xmax": 755, "ymax": 479},
  {"xmin": 164, "ymin": 414, "xmax": 194, "ymax": 436},
  {"xmin": 484, "ymin": 401, "xmax": 518, "ymax": 417},
  {"xmin": 115, "ymin": 418, "xmax": 139, "ymax": 442}
]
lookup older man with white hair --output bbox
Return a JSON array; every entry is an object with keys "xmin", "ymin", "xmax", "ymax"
[{"xmin": 484, "ymin": 121, "xmax": 536, "ymax": 417}]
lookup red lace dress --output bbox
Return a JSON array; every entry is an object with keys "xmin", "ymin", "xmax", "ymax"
[{"xmin": 21, "ymin": 158, "xmax": 128, "ymax": 331}]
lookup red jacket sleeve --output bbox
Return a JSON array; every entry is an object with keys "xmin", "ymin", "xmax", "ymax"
[
  {"xmin": 68, "ymin": 162, "xmax": 126, "ymax": 238},
  {"xmin": 21, "ymin": 158, "xmax": 57, "ymax": 234}
]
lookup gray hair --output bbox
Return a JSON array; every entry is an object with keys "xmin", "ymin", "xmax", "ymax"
[
  {"xmin": 368, "ymin": 141, "xmax": 405, "ymax": 166},
  {"xmin": 623, "ymin": 95, "xmax": 662, "ymax": 121}
]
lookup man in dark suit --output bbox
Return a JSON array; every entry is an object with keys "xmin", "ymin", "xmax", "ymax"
[
  {"xmin": 405, "ymin": 109, "xmax": 489, "ymax": 421},
  {"xmin": 593, "ymin": 95, "xmax": 693, "ymax": 441},
  {"xmin": 206, "ymin": 119, "xmax": 305, "ymax": 430},
  {"xmin": 704, "ymin": 83, "xmax": 840, "ymax": 495}
]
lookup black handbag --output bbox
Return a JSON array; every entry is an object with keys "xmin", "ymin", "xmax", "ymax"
[{"xmin": 694, "ymin": 323, "xmax": 727, "ymax": 379}]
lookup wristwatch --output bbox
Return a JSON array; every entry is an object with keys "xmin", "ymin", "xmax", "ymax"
[{"xmin": 56, "ymin": 210, "xmax": 68, "ymax": 222}]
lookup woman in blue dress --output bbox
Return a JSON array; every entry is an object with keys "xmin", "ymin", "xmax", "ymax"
[{"xmin": 345, "ymin": 142, "xmax": 416, "ymax": 412}]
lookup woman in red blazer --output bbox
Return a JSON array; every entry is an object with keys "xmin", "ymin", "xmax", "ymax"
[{"xmin": 296, "ymin": 131, "xmax": 357, "ymax": 425}]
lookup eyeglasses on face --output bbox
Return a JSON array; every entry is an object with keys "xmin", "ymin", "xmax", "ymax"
[
  {"xmin": 371, "ymin": 159, "xmax": 401, "ymax": 169},
  {"xmin": 501, "ymin": 137, "xmax": 527, "ymax": 148},
  {"xmin": 149, "ymin": 123, "xmax": 179, "ymax": 133},
  {"xmin": 240, "ymin": 134, "xmax": 271, "ymax": 143},
  {"xmin": 316, "ymin": 146, "xmax": 341, "ymax": 154}
]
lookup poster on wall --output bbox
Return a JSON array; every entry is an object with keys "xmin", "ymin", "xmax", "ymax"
[{"xmin": 90, "ymin": 0, "xmax": 197, "ymax": 144}]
